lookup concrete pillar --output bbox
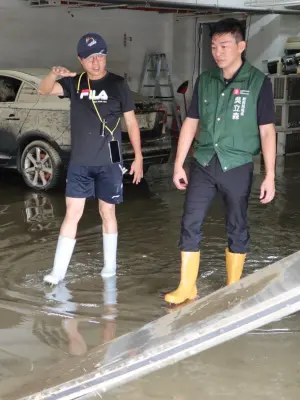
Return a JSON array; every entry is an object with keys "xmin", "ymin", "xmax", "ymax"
[{"xmin": 277, "ymin": 131, "xmax": 286, "ymax": 156}]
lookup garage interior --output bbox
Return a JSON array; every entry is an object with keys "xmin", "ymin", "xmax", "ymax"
[
  {"xmin": 2, "ymin": 1, "xmax": 300, "ymax": 399},
  {"xmin": 2, "ymin": 1, "xmax": 300, "ymax": 129}
]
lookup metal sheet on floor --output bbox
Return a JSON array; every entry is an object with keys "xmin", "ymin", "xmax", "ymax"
[{"xmin": 14, "ymin": 250, "xmax": 300, "ymax": 400}]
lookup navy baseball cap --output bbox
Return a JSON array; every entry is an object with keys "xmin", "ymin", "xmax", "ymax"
[{"xmin": 77, "ymin": 33, "xmax": 108, "ymax": 59}]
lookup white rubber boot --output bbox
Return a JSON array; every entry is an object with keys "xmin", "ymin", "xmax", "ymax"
[
  {"xmin": 100, "ymin": 232, "xmax": 118, "ymax": 278},
  {"xmin": 44, "ymin": 282, "xmax": 77, "ymax": 314},
  {"xmin": 43, "ymin": 236, "xmax": 76, "ymax": 285},
  {"xmin": 103, "ymin": 275, "xmax": 118, "ymax": 305},
  {"xmin": 102, "ymin": 275, "xmax": 117, "ymax": 321}
]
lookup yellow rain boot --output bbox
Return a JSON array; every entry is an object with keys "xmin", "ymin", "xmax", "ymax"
[
  {"xmin": 225, "ymin": 248, "xmax": 246, "ymax": 285},
  {"xmin": 164, "ymin": 251, "xmax": 200, "ymax": 304}
]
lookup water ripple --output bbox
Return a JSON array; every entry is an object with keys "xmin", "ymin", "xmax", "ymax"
[{"xmin": 1, "ymin": 157, "xmax": 300, "ymax": 398}]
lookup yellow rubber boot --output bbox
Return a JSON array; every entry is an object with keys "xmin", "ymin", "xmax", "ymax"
[
  {"xmin": 226, "ymin": 248, "xmax": 246, "ymax": 285},
  {"xmin": 164, "ymin": 251, "xmax": 200, "ymax": 304}
]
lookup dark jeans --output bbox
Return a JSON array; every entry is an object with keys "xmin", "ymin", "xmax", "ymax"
[{"xmin": 179, "ymin": 155, "xmax": 254, "ymax": 254}]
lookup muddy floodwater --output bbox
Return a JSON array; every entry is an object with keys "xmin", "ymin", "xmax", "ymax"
[{"xmin": 0, "ymin": 154, "xmax": 300, "ymax": 399}]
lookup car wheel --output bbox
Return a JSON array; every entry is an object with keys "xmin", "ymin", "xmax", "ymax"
[{"xmin": 20, "ymin": 140, "xmax": 62, "ymax": 191}]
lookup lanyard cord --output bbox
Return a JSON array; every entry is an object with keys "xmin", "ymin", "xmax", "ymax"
[{"xmin": 77, "ymin": 72, "xmax": 120, "ymax": 141}]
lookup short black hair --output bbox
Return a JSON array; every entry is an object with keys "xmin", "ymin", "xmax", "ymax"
[{"xmin": 209, "ymin": 18, "xmax": 245, "ymax": 42}]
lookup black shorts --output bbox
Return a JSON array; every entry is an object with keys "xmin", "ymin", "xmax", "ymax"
[{"xmin": 66, "ymin": 163, "xmax": 124, "ymax": 204}]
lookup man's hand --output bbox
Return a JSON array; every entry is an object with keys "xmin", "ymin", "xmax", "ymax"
[
  {"xmin": 259, "ymin": 123, "xmax": 276, "ymax": 204},
  {"xmin": 173, "ymin": 165, "xmax": 188, "ymax": 190},
  {"xmin": 123, "ymin": 110, "xmax": 143, "ymax": 183},
  {"xmin": 172, "ymin": 117, "xmax": 198, "ymax": 191},
  {"xmin": 39, "ymin": 66, "xmax": 76, "ymax": 96},
  {"xmin": 260, "ymin": 175, "xmax": 275, "ymax": 204},
  {"xmin": 51, "ymin": 66, "xmax": 76, "ymax": 78},
  {"xmin": 130, "ymin": 156, "xmax": 143, "ymax": 184}
]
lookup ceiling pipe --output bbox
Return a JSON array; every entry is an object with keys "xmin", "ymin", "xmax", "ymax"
[
  {"xmin": 32, "ymin": 0, "xmax": 300, "ymax": 14},
  {"xmin": 59, "ymin": 1, "xmax": 214, "ymax": 13},
  {"xmin": 245, "ymin": 0, "xmax": 300, "ymax": 5},
  {"xmin": 84, "ymin": 0, "xmax": 300, "ymax": 14}
]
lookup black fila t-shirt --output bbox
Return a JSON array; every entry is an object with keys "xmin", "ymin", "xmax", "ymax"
[{"xmin": 58, "ymin": 72, "xmax": 135, "ymax": 166}]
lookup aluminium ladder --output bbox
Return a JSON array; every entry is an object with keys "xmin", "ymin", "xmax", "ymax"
[{"xmin": 139, "ymin": 53, "xmax": 181, "ymax": 132}]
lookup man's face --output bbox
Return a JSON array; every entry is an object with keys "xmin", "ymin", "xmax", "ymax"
[
  {"xmin": 79, "ymin": 54, "xmax": 107, "ymax": 76},
  {"xmin": 211, "ymin": 32, "xmax": 245, "ymax": 70}
]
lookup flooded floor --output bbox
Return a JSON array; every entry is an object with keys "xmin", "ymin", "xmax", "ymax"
[{"xmin": 0, "ymin": 154, "xmax": 300, "ymax": 399}]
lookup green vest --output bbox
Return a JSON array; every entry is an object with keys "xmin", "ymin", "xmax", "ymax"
[{"xmin": 193, "ymin": 60, "xmax": 266, "ymax": 171}]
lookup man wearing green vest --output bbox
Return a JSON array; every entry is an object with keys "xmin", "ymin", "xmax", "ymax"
[{"xmin": 165, "ymin": 18, "xmax": 276, "ymax": 304}]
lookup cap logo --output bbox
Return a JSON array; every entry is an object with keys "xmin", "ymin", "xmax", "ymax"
[{"xmin": 86, "ymin": 37, "xmax": 97, "ymax": 47}]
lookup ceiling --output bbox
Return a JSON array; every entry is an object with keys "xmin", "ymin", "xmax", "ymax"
[{"xmin": 27, "ymin": 0, "xmax": 300, "ymax": 14}]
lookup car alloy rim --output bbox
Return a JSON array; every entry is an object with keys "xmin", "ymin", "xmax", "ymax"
[{"xmin": 24, "ymin": 146, "xmax": 53, "ymax": 187}]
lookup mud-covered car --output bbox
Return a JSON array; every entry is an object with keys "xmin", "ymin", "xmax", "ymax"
[{"xmin": 0, "ymin": 69, "xmax": 171, "ymax": 190}]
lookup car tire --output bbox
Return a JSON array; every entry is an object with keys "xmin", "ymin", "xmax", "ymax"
[{"xmin": 20, "ymin": 140, "xmax": 62, "ymax": 191}]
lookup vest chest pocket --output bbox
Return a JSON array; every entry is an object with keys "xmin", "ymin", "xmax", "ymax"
[
  {"xmin": 198, "ymin": 99, "xmax": 215, "ymax": 145},
  {"xmin": 201, "ymin": 100, "xmax": 216, "ymax": 124}
]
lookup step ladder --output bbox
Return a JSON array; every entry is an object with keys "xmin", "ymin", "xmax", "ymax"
[{"xmin": 139, "ymin": 53, "xmax": 181, "ymax": 132}]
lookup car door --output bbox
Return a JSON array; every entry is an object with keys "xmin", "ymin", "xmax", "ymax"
[{"xmin": 0, "ymin": 75, "xmax": 34, "ymax": 165}]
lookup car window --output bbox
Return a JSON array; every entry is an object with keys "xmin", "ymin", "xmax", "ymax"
[
  {"xmin": 17, "ymin": 82, "xmax": 39, "ymax": 103},
  {"xmin": 0, "ymin": 76, "xmax": 22, "ymax": 103}
]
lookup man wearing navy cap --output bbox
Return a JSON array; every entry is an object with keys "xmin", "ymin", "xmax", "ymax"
[{"xmin": 39, "ymin": 33, "xmax": 143, "ymax": 285}]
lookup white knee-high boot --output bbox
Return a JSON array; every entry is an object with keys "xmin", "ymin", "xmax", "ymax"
[
  {"xmin": 103, "ymin": 275, "xmax": 118, "ymax": 305},
  {"xmin": 101, "ymin": 232, "xmax": 118, "ymax": 278},
  {"xmin": 43, "ymin": 236, "xmax": 76, "ymax": 285}
]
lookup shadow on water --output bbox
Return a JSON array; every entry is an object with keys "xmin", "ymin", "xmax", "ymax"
[{"xmin": 1, "ymin": 154, "xmax": 300, "ymax": 399}]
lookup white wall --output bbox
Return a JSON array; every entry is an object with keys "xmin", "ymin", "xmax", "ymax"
[
  {"xmin": 171, "ymin": 12, "xmax": 300, "ymax": 98},
  {"xmin": 1, "ymin": 2, "xmax": 300, "ymax": 109},
  {"xmin": 0, "ymin": 2, "xmax": 192, "ymax": 117},
  {"xmin": 0, "ymin": 5, "xmax": 172, "ymax": 93},
  {"xmin": 246, "ymin": 14, "xmax": 300, "ymax": 69},
  {"xmin": 169, "ymin": 10, "xmax": 300, "ymax": 122},
  {"xmin": 171, "ymin": 16, "xmax": 199, "ymax": 112}
]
